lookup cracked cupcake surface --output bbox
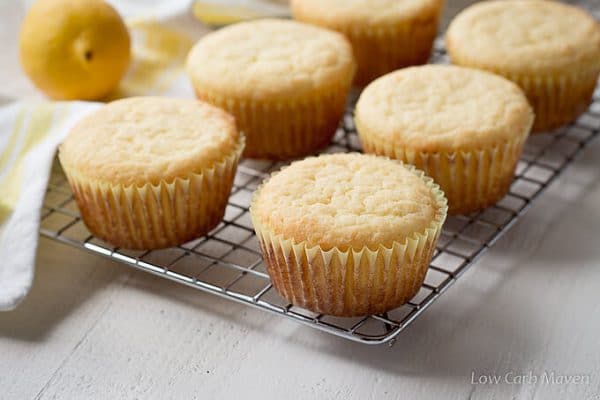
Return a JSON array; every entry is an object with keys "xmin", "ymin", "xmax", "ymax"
[
  {"xmin": 252, "ymin": 153, "xmax": 438, "ymax": 251},
  {"xmin": 250, "ymin": 153, "xmax": 447, "ymax": 316}
]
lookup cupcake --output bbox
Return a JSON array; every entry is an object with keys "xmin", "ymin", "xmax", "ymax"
[
  {"xmin": 250, "ymin": 153, "xmax": 447, "ymax": 316},
  {"xmin": 355, "ymin": 65, "xmax": 533, "ymax": 215},
  {"xmin": 186, "ymin": 19, "xmax": 355, "ymax": 160},
  {"xmin": 290, "ymin": 0, "xmax": 444, "ymax": 86},
  {"xmin": 59, "ymin": 97, "xmax": 244, "ymax": 250},
  {"xmin": 446, "ymin": 0, "xmax": 600, "ymax": 132}
]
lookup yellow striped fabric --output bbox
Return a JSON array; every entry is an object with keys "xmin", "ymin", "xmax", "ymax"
[{"xmin": 0, "ymin": 104, "xmax": 70, "ymax": 225}]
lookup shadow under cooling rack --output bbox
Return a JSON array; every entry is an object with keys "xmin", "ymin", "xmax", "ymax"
[{"xmin": 39, "ymin": 41, "xmax": 600, "ymax": 346}]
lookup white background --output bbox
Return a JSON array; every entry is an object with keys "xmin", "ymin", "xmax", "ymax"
[{"xmin": 2, "ymin": 1, "xmax": 600, "ymax": 399}]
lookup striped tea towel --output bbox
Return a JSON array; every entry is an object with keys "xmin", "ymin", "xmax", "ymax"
[{"xmin": 0, "ymin": 102, "xmax": 101, "ymax": 310}]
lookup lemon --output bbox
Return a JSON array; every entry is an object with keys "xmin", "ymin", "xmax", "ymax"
[{"xmin": 19, "ymin": 0, "xmax": 131, "ymax": 100}]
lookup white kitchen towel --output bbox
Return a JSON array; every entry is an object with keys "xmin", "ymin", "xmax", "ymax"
[{"xmin": 0, "ymin": 102, "xmax": 100, "ymax": 310}]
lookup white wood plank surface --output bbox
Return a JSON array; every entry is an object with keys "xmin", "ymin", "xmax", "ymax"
[{"xmin": 2, "ymin": 1, "xmax": 600, "ymax": 399}]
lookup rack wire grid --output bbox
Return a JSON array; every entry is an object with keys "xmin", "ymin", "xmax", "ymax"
[{"xmin": 40, "ymin": 39, "xmax": 600, "ymax": 346}]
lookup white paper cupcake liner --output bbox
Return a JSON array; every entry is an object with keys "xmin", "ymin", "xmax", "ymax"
[
  {"xmin": 250, "ymin": 161, "xmax": 447, "ymax": 316},
  {"xmin": 62, "ymin": 137, "xmax": 245, "ymax": 250}
]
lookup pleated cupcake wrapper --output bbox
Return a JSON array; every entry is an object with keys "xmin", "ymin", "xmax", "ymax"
[
  {"xmin": 504, "ymin": 70, "xmax": 598, "ymax": 132},
  {"xmin": 448, "ymin": 52, "xmax": 600, "ymax": 132},
  {"xmin": 61, "ymin": 137, "xmax": 245, "ymax": 250},
  {"xmin": 194, "ymin": 82, "xmax": 352, "ymax": 159},
  {"xmin": 250, "ymin": 161, "xmax": 448, "ymax": 316},
  {"xmin": 359, "ymin": 131, "xmax": 529, "ymax": 215},
  {"xmin": 337, "ymin": 10, "xmax": 441, "ymax": 86}
]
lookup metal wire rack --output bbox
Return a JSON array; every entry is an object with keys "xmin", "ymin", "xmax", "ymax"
[{"xmin": 39, "ymin": 40, "xmax": 600, "ymax": 346}]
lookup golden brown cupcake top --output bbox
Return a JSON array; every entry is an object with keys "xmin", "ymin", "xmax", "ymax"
[
  {"xmin": 251, "ymin": 153, "xmax": 444, "ymax": 251},
  {"xmin": 59, "ymin": 97, "xmax": 240, "ymax": 187},
  {"xmin": 186, "ymin": 19, "xmax": 355, "ymax": 101},
  {"xmin": 355, "ymin": 65, "xmax": 534, "ymax": 153},
  {"xmin": 291, "ymin": 0, "xmax": 443, "ymax": 27},
  {"xmin": 446, "ymin": 0, "xmax": 600, "ymax": 74}
]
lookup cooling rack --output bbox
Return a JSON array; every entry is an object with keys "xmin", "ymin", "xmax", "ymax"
[{"xmin": 39, "ymin": 40, "xmax": 600, "ymax": 346}]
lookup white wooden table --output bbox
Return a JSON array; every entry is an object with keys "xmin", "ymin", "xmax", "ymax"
[{"xmin": 2, "ymin": 2, "xmax": 600, "ymax": 399}]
